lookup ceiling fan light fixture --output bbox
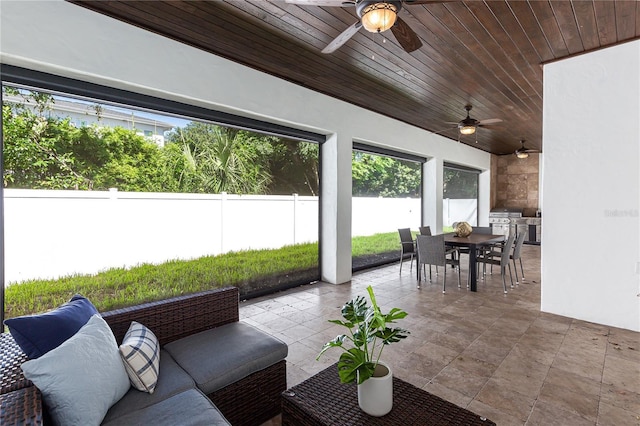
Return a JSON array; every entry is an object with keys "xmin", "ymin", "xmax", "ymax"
[
  {"xmin": 515, "ymin": 151, "xmax": 529, "ymax": 159},
  {"xmin": 459, "ymin": 125, "xmax": 476, "ymax": 135},
  {"xmin": 359, "ymin": 2, "xmax": 398, "ymax": 33}
]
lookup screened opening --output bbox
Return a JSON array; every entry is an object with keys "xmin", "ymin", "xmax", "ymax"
[
  {"xmin": 443, "ymin": 163, "xmax": 479, "ymax": 231},
  {"xmin": 1, "ymin": 66, "xmax": 322, "ymax": 321},
  {"xmin": 351, "ymin": 144, "xmax": 423, "ymax": 271}
]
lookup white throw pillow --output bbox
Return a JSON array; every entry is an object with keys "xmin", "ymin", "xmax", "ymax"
[
  {"xmin": 119, "ymin": 321, "xmax": 160, "ymax": 393},
  {"xmin": 21, "ymin": 314, "xmax": 130, "ymax": 426}
]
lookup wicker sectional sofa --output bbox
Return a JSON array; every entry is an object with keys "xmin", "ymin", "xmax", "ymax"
[{"xmin": 0, "ymin": 287, "xmax": 288, "ymax": 425}]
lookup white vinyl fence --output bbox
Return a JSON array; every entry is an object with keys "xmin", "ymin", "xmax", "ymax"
[
  {"xmin": 3, "ymin": 189, "xmax": 475, "ymax": 284},
  {"xmin": 443, "ymin": 199, "xmax": 478, "ymax": 227}
]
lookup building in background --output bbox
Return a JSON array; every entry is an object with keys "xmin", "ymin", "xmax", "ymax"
[{"xmin": 4, "ymin": 93, "xmax": 175, "ymax": 146}]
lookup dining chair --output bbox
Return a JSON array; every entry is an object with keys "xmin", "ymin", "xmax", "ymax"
[
  {"xmin": 455, "ymin": 226, "xmax": 493, "ymax": 268},
  {"xmin": 477, "ymin": 232, "xmax": 516, "ymax": 294},
  {"xmin": 415, "ymin": 234, "xmax": 460, "ymax": 293},
  {"xmin": 473, "ymin": 226, "xmax": 501, "ymax": 268},
  {"xmin": 420, "ymin": 225, "xmax": 457, "ymax": 276},
  {"xmin": 419, "ymin": 226, "xmax": 432, "ymax": 235},
  {"xmin": 418, "ymin": 226, "xmax": 437, "ymax": 276},
  {"xmin": 473, "ymin": 226, "xmax": 493, "ymax": 234},
  {"xmin": 397, "ymin": 228, "xmax": 416, "ymax": 275},
  {"xmin": 510, "ymin": 231, "xmax": 527, "ymax": 284}
]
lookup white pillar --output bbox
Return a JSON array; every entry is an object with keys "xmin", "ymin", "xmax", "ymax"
[
  {"xmin": 478, "ymin": 170, "xmax": 490, "ymax": 226},
  {"xmin": 422, "ymin": 158, "xmax": 443, "ymax": 233},
  {"xmin": 321, "ymin": 132, "xmax": 352, "ymax": 284}
]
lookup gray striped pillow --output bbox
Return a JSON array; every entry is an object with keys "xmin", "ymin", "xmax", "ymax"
[{"xmin": 119, "ymin": 321, "xmax": 160, "ymax": 393}]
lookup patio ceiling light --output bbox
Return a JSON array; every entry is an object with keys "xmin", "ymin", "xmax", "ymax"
[{"xmin": 359, "ymin": 2, "xmax": 399, "ymax": 33}]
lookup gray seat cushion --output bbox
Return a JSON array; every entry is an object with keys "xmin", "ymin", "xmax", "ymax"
[
  {"xmin": 102, "ymin": 349, "xmax": 195, "ymax": 423},
  {"xmin": 101, "ymin": 388, "xmax": 230, "ymax": 426},
  {"xmin": 164, "ymin": 322, "xmax": 288, "ymax": 394}
]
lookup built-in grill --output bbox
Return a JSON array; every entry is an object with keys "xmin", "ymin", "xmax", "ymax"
[
  {"xmin": 489, "ymin": 207, "xmax": 541, "ymax": 245},
  {"xmin": 489, "ymin": 207, "xmax": 523, "ymax": 238}
]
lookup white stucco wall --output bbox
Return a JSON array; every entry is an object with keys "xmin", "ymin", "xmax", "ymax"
[
  {"xmin": 0, "ymin": 0, "xmax": 491, "ymax": 285},
  {"xmin": 542, "ymin": 40, "xmax": 640, "ymax": 331}
]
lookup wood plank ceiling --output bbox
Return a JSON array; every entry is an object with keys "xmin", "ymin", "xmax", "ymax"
[{"xmin": 69, "ymin": 1, "xmax": 640, "ymax": 155}]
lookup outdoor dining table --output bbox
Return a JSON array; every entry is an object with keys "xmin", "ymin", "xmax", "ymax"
[{"xmin": 444, "ymin": 232, "xmax": 505, "ymax": 292}]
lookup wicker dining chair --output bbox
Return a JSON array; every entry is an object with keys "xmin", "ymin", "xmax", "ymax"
[
  {"xmin": 477, "ymin": 232, "xmax": 516, "ymax": 294},
  {"xmin": 398, "ymin": 228, "xmax": 416, "ymax": 275},
  {"xmin": 419, "ymin": 226, "xmax": 432, "ymax": 236},
  {"xmin": 510, "ymin": 231, "xmax": 527, "ymax": 284},
  {"xmin": 415, "ymin": 234, "xmax": 460, "ymax": 293}
]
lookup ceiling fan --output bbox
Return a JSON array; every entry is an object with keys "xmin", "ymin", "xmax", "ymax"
[
  {"xmin": 514, "ymin": 140, "xmax": 539, "ymax": 158},
  {"xmin": 438, "ymin": 104, "xmax": 502, "ymax": 141},
  {"xmin": 285, "ymin": 0, "xmax": 450, "ymax": 54}
]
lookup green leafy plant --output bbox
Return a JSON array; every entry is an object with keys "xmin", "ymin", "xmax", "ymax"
[{"xmin": 316, "ymin": 285, "xmax": 409, "ymax": 384}]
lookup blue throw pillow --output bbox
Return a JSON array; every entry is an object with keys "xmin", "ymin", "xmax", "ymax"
[{"xmin": 4, "ymin": 294, "xmax": 99, "ymax": 359}]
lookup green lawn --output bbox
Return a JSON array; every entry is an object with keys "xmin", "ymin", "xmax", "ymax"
[{"xmin": 5, "ymin": 231, "xmax": 402, "ymax": 318}]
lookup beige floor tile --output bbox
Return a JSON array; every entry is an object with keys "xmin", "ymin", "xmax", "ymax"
[
  {"xmin": 544, "ymin": 366, "xmax": 602, "ymax": 396},
  {"xmin": 424, "ymin": 381, "xmax": 473, "ymax": 408},
  {"xmin": 596, "ymin": 401, "xmax": 640, "ymax": 426},
  {"xmin": 538, "ymin": 382, "xmax": 599, "ymax": 422},
  {"xmin": 602, "ymin": 354, "xmax": 640, "ymax": 392},
  {"xmin": 526, "ymin": 400, "xmax": 594, "ymax": 426},
  {"xmin": 599, "ymin": 383, "xmax": 640, "ymax": 415},
  {"xmin": 475, "ymin": 378, "xmax": 537, "ymax": 422},
  {"xmin": 466, "ymin": 399, "xmax": 523, "ymax": 425},
  {"xmin": 432, "ymin": 364, "xmax": 491, "ymax": 398}
]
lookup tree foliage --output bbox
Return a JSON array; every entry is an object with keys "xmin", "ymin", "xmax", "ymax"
[
  {"xmin": 267, "ymin": 139, "xmax": 319, "ymax": 196},
  {"xmin": 164, "ymin": 123, "xmax": 273, "ymax": 194},
  {"xmin": 352, "ymin": 152, "xmax": 420, "ymax": 198},
  {"xmin": 443, "ymin": 168, "xmax": 478, "ymax": 199},
  {"xmin": 2, "ymin": 88, "xmax": 321, "ymax": 195},
  {"xmin": 3, "ymin": 88, "xmax": 432, "ymax": 198}
]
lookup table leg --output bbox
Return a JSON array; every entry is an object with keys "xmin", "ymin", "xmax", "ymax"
[{"xmin": 469, "ymin": 243, "xmax": 477, "ymax": 292}]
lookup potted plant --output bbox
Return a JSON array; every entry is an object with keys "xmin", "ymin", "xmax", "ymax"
[{"xmin": 316, "ymin": 285, "xmax": 409, "ymax": 416}]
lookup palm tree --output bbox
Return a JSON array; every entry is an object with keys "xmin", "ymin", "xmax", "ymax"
[{"xmin": 167, "ymin": 123, "xmax": 271, "ymax": 194}]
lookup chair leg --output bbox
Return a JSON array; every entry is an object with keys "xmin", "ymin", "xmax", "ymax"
[
  {"xmin": 519, "ymin": 258, "xmax": 525, "ymax": 281},
  {"xmin": 442, "ymin": 266, "xmax": 446, "ymax": 294},
  {"xmin": 508, "ymin": 263, "xmax": 514, "ymax": 288},
  {"xmin": 501, "ymin": 266, "xmax": 507, "ymax": 294},
  {"xmin": 456, "ymin": 264, "xmax": 461, "ymax": 288},
  {"xmin": 399, "ymin": 249, "xmax": 403, "ymax": 275},
  {"xmin": 410, "ymin": 253, "xmax": 414, "ymax": 272},
  {"xmin": 512, "ymin": 258, "xmax": 520, "ymax": 285}
]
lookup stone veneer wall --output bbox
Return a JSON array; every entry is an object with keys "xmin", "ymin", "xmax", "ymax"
[{"xmin": 491, "ymin": 153, "xmax": 540, "ymax": 210}]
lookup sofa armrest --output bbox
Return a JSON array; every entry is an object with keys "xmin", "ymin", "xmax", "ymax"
[
  {"xmin": 102, "ymin": 287, "xmax": 240, "ymax": 346},
  {"xmin": 0, "ymin": 386, "xmax": 43, "ymax": 426},
  {"xmin": 0, "ymin": 333, "xmax": 31, "ymax": 395}
]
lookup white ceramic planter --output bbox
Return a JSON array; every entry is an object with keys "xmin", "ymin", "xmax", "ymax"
[{"xmin": 357, "ymin": 361, "xmax": 393, "ymax": 417}]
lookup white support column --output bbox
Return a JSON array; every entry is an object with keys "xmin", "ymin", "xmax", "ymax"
[
  {"xmin": 478, "ymin": 170, "xmax": 490, "ymax": 227},
  {"xmin": 321, "ymin": 133, "xmax": 352, "ymax": 284},
  {"xmin": 422, "ymin": 158, "xmax": 443, "ymax": 232}
]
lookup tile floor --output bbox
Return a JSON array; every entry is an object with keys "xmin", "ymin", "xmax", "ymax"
[{"xmin": 243, "ymin": 245, "xmax": 640, "ymax": 425}]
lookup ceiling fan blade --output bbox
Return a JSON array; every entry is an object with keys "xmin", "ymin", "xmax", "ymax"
[
  {"xmin": 478, "ymin": 125, "xmax": 502, "ymax": 132},
  {"xmin": 322, "ymin": 21, "xmax": 362, "ymax": 54},
  {"xmin": 478, "ymin": 118, "xmax": 503, "ymax": 125},
  {"xmin": 444, "ymin": 121, "xmax": 459, "ymax": 125},
  {"xmin": 390, "ymin": 16, "xmax": 422, "ymax": 53},
  {"xmin": 285, "ymin": 0, "xmax": 351, "ymax": 6}
]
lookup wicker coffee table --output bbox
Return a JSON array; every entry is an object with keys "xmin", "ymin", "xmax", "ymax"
[{"xmin": 282, "ymin": 363, "xmax": 495, "ymax": 426}]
